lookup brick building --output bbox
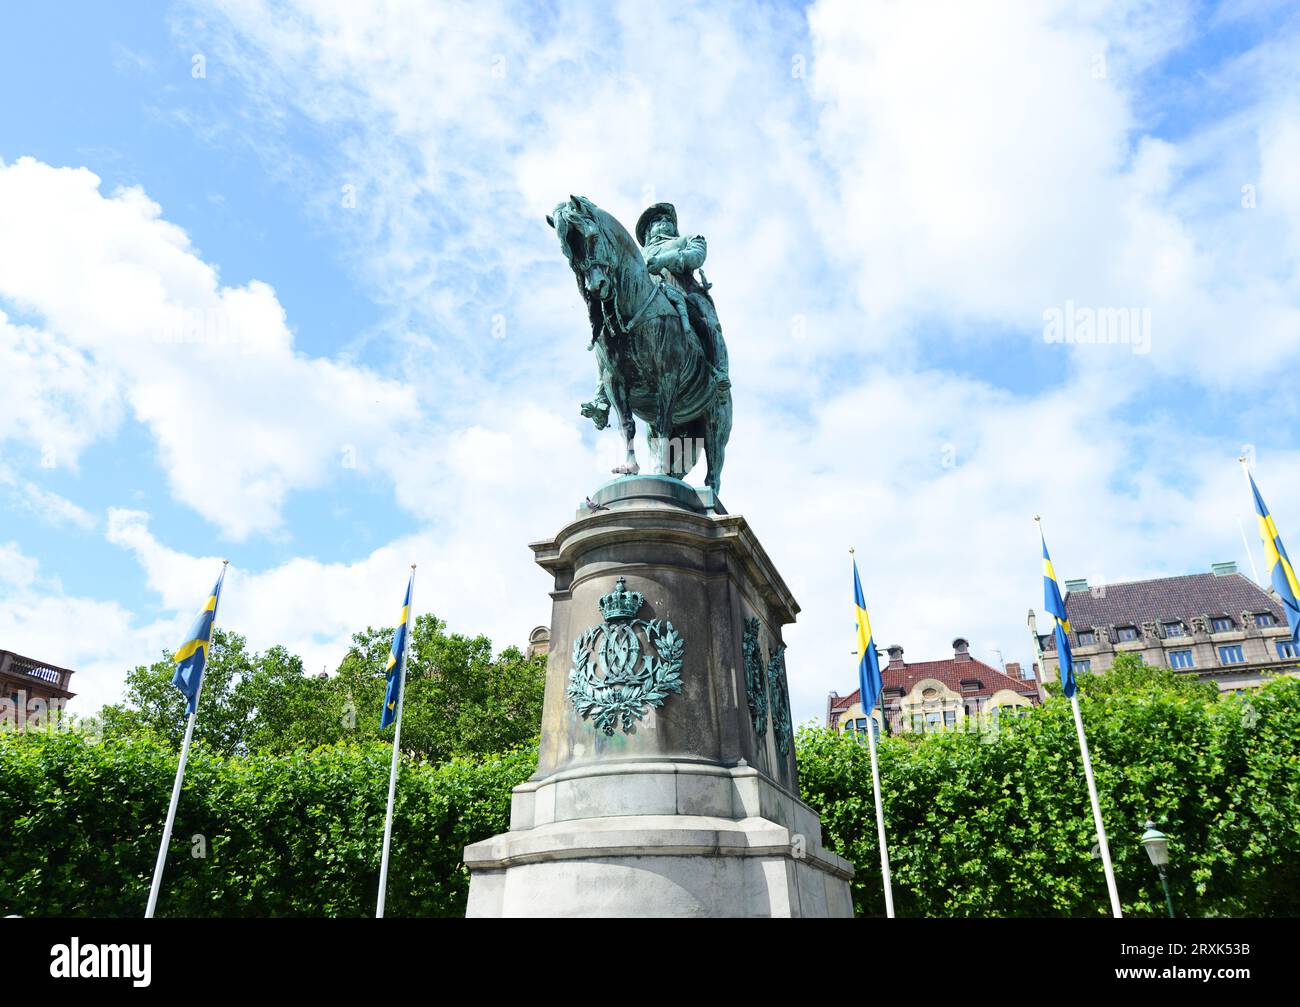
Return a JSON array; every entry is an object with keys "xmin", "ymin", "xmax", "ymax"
[
  {"xmin": 827, "ymin": 637, "xmax": 1042, "ymax": 736},
  {"xmin": 1030, "ymin": 562, "xmax": 1300, "ymax": 692},
  {"xmin": 0, "ymin": 648, "xmax": 76, "ymax": 730}
]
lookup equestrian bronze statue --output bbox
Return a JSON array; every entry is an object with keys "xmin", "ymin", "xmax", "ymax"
[{"xmin": 547, "ymin": 195, "xmax": 733, "ymax": 495}]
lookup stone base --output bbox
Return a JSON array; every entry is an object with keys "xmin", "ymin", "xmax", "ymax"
[
  {"xmin": 464, "ymin": 477, "xmax": 855, "ymax": 917},
  {"xmin": 464, "ymin": 762, "xmax": 854, "ymax": 917}
]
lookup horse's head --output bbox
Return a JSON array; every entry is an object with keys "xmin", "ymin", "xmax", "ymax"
[{"xmin": 547, "ymin": 195, "xmax": 614, "ymax": 303}]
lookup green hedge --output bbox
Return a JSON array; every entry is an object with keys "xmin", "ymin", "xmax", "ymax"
[
  {"xmin": 0, "ymin": 730, "xmax": 536, "ymax": 917},
  {"xmin": 799, "ymin": 677, "xmax": 1300, "ymax": 917},
  {"xmin": 4, "ymin": 677, "xmax": 1299, "ymax": 917}
]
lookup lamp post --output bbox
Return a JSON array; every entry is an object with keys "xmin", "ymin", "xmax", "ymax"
[{"xmin": 1140, "ymin": 821, "xmax": 1175, "ymax": 918}]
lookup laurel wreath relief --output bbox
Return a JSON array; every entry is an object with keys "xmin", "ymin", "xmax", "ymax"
[{"xmin": 568, "ymin": 618, "xmax": 685, "ymax": 735}]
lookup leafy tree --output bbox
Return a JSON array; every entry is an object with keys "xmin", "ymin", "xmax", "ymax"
[
  {"xmin": 799, "ymin": 674, "xmax": 1300, "ymax": 917},
  {"xmin": 99, "ymin": 630, "xmax": 288, "ymax": 755},
  {"xmin": 99, "ymin": 616, "xmax": 546, "ymax": 763},
  {"xmin": 320, "ymin": 614, "xmax": 547, "ymax": 762},
  {"xmin": 1064, "ymin": 651, "xmax": 1221, "ymax": 701}
]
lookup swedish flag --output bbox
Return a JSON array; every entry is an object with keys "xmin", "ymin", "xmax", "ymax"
[
  {"xmin": 1248, "ymin": 471, "xmax": 1300, "ymax": 645},
  {"xmin": 853, "ymin": 557, "xmax": 883, "ymax": 717},
  {"xmin": 172, "ymin": 566, "xmax": 227, "ymax": 716},
  {"xmin": 1039, "ymin": 526, "xmax": 1076, "ymax": 697},
  {"xmin": 381, "ymin": 573, "xmax": 414, "ymax": 729}
]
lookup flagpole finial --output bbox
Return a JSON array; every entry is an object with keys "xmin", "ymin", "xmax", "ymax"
[
  {"xmin": 411, "ymin": 563, "xmax": 417, "ymax": 569},
  {"xmin": 1033, "ymin": 515, "xmax": 1041, "ymax": 524},
  {"xmin": 849, "ymin": 546, "xmax": 855, "ymax": 555},
  {"xmin": 222, "ymin": 559, "xmax": 229, "ymax": 565}
]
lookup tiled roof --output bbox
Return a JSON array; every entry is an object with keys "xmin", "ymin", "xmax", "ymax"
[
  {"xmin": 1042, "ymin": 572, "xmax": 1285, "ymax": 650},
  {"xmin": 829, "ymin": 655, "xmax": 1039, "ymax": 711}
]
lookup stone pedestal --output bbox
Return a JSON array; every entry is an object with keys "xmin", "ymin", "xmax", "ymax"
[{"xmin": 464, "ymin": 475, "xmax": 854, "ymax": 917}]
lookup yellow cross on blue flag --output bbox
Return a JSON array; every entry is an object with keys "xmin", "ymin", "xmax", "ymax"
[
  {"xmin": 854, "ymin": 557, "xmax": 883, "ymax": 716},
  {"xmin": 1248, "ymin": 471, "xmax": 1300, "ymax": 645},
  {"xmin": 172, "ymin": 566, "xmax": 227, "ymax": 716},
  {"xmin": 1039, "ymin": 526, "xmax": 1076, "ymax": 697},
  {"xmin": 381, "ymin": 572, "xmax": 414, "ymax": 729}
]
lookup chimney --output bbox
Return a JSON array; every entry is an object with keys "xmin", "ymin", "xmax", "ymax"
[
  {"xmin": 1064, "ymin": 578, "xmax": 1089, "ymax": 593},
  {"xmin": 952, "ymin": 637, "xmax": 971, "ymax": 662},
  {"xmin": 886, "ymin": 644, "xmax": 905, "ymax": 669},
  {"xmin": 1005, "ymin": 661, "xmax": 1022, "ymax": 679},
  {"xmin": 1212, "ymin": 561, "xmax": 1238, "ymax": 577}
]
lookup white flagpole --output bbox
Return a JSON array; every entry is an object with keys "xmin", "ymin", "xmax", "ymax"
[
  {"xmin": 864, "ymin": 713, "xmax": 895, "ymax": 918},
  {"xmin": 1070, "ymin": 692, "xmax": 1123, "ymax": 918},
  {"xmin": 146, "ymin": 559, "xmax": 227, "ymax": 919},
  {"xmin": 1035, "ymin": 516, "xmax": 1121, "ymax": 917},
  {"xmin": 1238, "ymin": 456, "xmax": 1263, "ymax": 584},
  {"xmin": 376, "ymin": 564, "xmax": 415, "ymax": 919},
  {"xmin": 851, "ymin": 546, "xmax": 895, "ymax": 918}
]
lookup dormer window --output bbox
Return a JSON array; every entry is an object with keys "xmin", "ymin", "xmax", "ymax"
[
  {"xmin": 1163, "ymin": 621, "xmax": 1185, "ymax": 637},
  {"xmin": 1077, "ymin": 630, "xmax": 1097, "ymax": 646},
  {"xmin": 1116, "ymin": 626, "xmax": 1139, "ymax": 642},
  {"xmin": 959, "ymin": 679, "xmax": 982, "ymax": 692},
  {"xmin": 1211, "ymin": 616, "xmax": 1235, "ymax": 633},
  {"xmin": 1254, "ymin": 612, "xmax": 1275, "ymax": 628}
]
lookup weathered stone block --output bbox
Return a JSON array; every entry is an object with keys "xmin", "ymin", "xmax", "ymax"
[{"xmin": 464, "ymin": 477, "xmax": 854, "ymax": 916}]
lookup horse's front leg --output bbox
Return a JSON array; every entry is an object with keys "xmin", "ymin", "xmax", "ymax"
[
  {"xmin": 609, "ymin": 380, "xmax": 639, "ymax": 477},
  {"xmin": 652, "ymin": 368, "xmax": 681, "ymax": 477}
]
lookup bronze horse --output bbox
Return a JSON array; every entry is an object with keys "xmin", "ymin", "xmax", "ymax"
[{"xmin": 547, "ymin": 195, "xmax": 732, "ymax": 494}]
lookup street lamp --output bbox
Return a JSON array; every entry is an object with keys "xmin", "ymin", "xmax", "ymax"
[{"xmin": 1140, "ymin": 821, "xmax": 1175, "ymax": 918}]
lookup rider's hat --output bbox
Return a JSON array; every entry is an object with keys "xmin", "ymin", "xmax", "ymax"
[{"xmin": 635, "ymin": 202, "xmax": 677, "ymax": 246}]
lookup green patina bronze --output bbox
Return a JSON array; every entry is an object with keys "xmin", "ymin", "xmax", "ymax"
[
  {"xmin": 742, "ymin": 616, "xmax": 768, "ymax": 738},
  {"xmin": 767, "ymin": 643, "xmax": 792, "ymax": 757},
  {"xmin": 567, "ymin": 578, "xmax": 685, "ymax": 735},
  {"xmin": 547, "ymin": 195, "xmax": 733, "ymax": 494}
]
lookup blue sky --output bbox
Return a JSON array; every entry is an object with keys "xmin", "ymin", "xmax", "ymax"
[{"xmin": 1, "ymin": 0, "xmax": 1299, "ymax": 718}]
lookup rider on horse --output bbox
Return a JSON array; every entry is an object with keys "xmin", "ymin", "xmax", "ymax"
[{"xmin": 581, "ymin": 202, "xmax": 731, "ymax": 429}]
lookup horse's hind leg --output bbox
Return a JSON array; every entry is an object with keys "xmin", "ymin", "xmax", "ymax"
[
  {"xmin": 666, "ymin": 418, "xmax": 704, "ymax": 481},
  {"xmin": 652, "ymin": 371, "xmax": 681, "ymax": 477}
]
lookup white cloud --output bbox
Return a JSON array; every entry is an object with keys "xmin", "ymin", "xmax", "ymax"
[
  {"xmin": 5, "ymin": 1, "xmax": 1300, "ymax": 729},
  {"xmin": 0, "ymin": 157, "xmax": 422, "ymax": 540},
  {"xmin": 152, "ymin": 0, "xmax": 1300, "ymax": 720},
  {"xmin": 0, "ymin": 464, "xmax": 97, "ymax": 532},
  {"xmin": 0, "ymin": 541, "xmax": 178, "ymax": 715}
]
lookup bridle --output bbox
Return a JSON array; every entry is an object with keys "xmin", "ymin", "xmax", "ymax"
[{"xmin": 568, "ymin": 213, "xmax": 663, "ymax": 347}]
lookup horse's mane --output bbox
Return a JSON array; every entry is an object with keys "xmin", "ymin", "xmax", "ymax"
[
  {"xmin": 558, "ymin": 205, "xmax": 603, "ymax": 347},
  {"xmin": 560, "ymin": 197, "xmax": 642, "ymax": 348}
]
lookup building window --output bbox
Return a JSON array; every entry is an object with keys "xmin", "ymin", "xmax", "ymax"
[
  {"xmin": 1277, "ymin": 641, "xmax": 1297, "ymax": 660},
  {"xmin": 1169, "ymin": 650, "xmax": 1195, "ymax": 669},
  {"xmin": 1218, "ymin": 645, "xmax": 1245, "ymax": 665},
  {"xmin": 1163, "ymin": 621, "xmax": 1185, "ymax": 637},
  {"xmin": 1072, "ymin": 659, "xmax": 1091, "ymax": 674},
  {"xmin": 943, "ymin": 710, "xmax": 957, "ymax": 728},
  {"xmin": 1077, "ymin": 630, "xmax": 1096, "ymax": 646},
  {"xmin": 1117, "ymin": 626, "xmax": 1139, "ymax": 642},
  {"xmin": 1211, "ymin": 616, "xmax": 1235, "ymax": 633},
  {"xmin": 1254, "ymin": 612, "xmax": 1276, "ymax": 628}
]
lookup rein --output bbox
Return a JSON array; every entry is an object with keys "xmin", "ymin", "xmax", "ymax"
[{"xmin": 588, "ymin": 258, "xmax": 663, "ymax": 347}]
